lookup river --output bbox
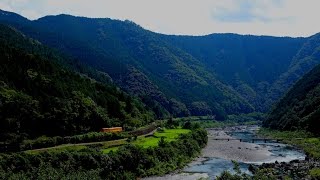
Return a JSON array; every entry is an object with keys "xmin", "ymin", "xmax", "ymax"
[{"xmin": 143, "ymin": 126, "xmax": 305, "ymax": 180}]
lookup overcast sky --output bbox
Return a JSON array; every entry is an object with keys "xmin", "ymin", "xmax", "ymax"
[{"xmin": 0, "ymin": 0, "xmax": 319, "ymax": 37}]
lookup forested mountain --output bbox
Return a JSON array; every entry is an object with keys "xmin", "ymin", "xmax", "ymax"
[
  {"xmin": 164, "ymin": 34, "xmax": 306, "ymax": 111},
  {"xmin": 265, "ymin": 33, "xmax": 320, "ymax": 110},
  {"xmin": 263, "ymin": 34, "xmax": 320, "ymax": 135},
  {"xmin": 0, "ymin": 24, "xmax": 154, "ymax": 144},
  {"xmin": 0, "ymin": 10, "xmax": 254, "ymax": 119},
  {"xmin": 1, "ymin": 9, "xmax": 319, "ymax": 120}
]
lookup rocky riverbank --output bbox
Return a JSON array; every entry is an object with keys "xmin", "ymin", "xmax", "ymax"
[
  {"xmin": 250, "ymin": 158, "xmax": 320, "ymax": 179},
  {"xmin": 143, "ymin": 126, "xmax": 311, "ymax": 180}
]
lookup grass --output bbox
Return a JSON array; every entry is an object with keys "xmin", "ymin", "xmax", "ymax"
[
  {"xmin": 103, "ymin": 128, "xmax": 190, "ymax": 153},
  {"xmin": 134, "ymin": 129, "xmax": 190, "ymax": 148},
  {"xmin": 25, "ymin": 128, "xmax": 191, "ymax": 154},
  {"xmin": 102, "ymin": 146, "xmax": 120, "ymax": 154}
]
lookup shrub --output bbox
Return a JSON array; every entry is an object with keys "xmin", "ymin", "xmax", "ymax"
[
  {"xmin": 0, "ymin": 128, "xmax": 208, "ymax": 179},
  {"xmin": 310, "ymin": 168, "xmax": 320, "ymax": 179}
]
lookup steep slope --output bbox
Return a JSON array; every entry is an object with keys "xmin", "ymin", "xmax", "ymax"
[
  {"xmin": 163, "ymin": 34, "xmax": 306, "ymax": 111},
  {"xmin": 2, "ymin": 9, "xmax": 319, "ymax": 118},
  {"xmin": 263, "ymin": 36, "xmax": 320, "ymax": 135},
  {"xmin": 0, "ymin": 10, "xmax": 255, "ymax": 119},
  {"xmin": 265, "ymin": 33, "xmax": 320, "ymax": 109},
  {"xmin": 0, "ymin": 24, "xmax": 153, "ymax": 143},
  {"xmin": 263, "ymin": 64, "xmax": 320, "ymax": 135}
]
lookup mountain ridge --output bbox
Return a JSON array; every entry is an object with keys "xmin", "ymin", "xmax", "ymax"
[
  {"xmin": 263, "ymin": 34, "xmax": 320, "ymax": 134},
  {"xmin": 0, "ymin": 9, "xmax": 319, "ymax": 120}
]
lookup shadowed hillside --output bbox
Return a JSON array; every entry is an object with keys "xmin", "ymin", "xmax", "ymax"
[{"xmin": 1, "ymin": 9, "xmax": 320, "ymax": 120}]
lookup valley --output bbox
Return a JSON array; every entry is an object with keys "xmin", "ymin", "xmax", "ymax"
[
  {"xmin": 0, "ymin": 9, "xmax": 316, "ymax": 120},
  {"xmin": 0, "ymin": 6, "xmax": 320, "ymax": 180},
  {"xmin": 145, "ymin": 126, "xmax": 307, "ymax": 179}
]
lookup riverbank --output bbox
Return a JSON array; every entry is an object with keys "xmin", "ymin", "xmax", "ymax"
[
  {"xmin": 256, "ymin": 128, "xmax": 320, "ymax": 179},
  {"xmin": 251, "ymin": 159, "xmax": 320, "ymax": 179},
  {"xmin": 143, "ymin": 126, "xmax": 307, "ymax": 180}
]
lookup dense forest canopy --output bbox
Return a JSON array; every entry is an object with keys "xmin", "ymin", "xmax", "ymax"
[
  {"xmin": 263, "ymin": 64, "xmax": 320, "ymax": 135},
  {"xmin": 163, "ymin": 34, "xmax": 306, "ymax": 111},
  {"xmin": 1, "ymin": 9, "xmax": 318, "ymax": 121},
  {"xmin": 263, "ymin": 33, "xmax": 320, "ymax": 135},
  {"xmin": 1, "ymin": 9, "xmax": 320, "ymax": 129},
  {"xmin": 0, "ymin": 24, "xmax": 154, "ymax": 144}
]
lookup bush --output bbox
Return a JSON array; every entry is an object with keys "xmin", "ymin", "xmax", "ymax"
[
  {"xmin": 310, "ymin": 168, "xmax": 320, "ymax": 179},
  {"xmin": 11, "ymin": 132, "xmax": 129, "ymax": 152},
  {"xmin": 0, "ymin": 128, "xmax": 208, "ymax": 179},
  {"xmin": 165, "ymin": 118, "xmax": 180, "ymax": 129}
]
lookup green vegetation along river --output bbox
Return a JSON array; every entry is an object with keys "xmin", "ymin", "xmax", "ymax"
[{"xmin": 144, "ymin": 126, "xmax": 305, "ymax": 180}]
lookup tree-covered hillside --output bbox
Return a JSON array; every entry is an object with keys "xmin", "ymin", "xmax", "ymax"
[
  {"xmin": 0, "ymin": 10, "xmax": 255, "ymax": 119},
  {"xmin": 263, "ymin": 35, "xmax": 320, "ymax": 135},
  {"xmin": 163, "ymin": 34, "xmax": 306, "ymax": 111},
  {"xmin": 1, "ymin": 9, "xmax": 320, "ymax": 120},
  {"xmin": 265, "ymin": 33, "xmax": 320, "ymax": 110},
  {"xmin": 0, "ymin": 24, "xmax": 154, "ymax": 144}
]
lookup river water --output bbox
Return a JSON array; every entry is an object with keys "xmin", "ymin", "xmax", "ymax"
[
  {"xmin": 143, "ymin": 126, "xmax": 305, "ymax": 180},
  {"xmin": 183, "ymin": 126, "xmax": 305, "ymax": 179}
]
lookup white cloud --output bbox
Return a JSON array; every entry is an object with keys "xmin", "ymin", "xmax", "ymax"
[
  {"xmin": 0, "ymin": 0, "xmax": 319, "ymax": 37},
  {"xmin": 20, "ymin": 9, "xmax": 41, "ymax": 19},
  {"xmin": 0, "ymin": 1, "xmax": 13, "ymax": 12}
]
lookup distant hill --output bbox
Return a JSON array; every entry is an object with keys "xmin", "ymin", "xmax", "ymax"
[
  {"xmin": 163, "ymin": 34, "xmax": 306, "ymax": 111},
  {"xmin": 0, "ymin": 24, "xmax": 153, "ymax": 143},
  {"xmin": 263, "ymin": 34, "xmax": 320, "ymax": 135},
  {"xmin": 1, "ymin": 9, "xmax": 319, "ymax": 120}
]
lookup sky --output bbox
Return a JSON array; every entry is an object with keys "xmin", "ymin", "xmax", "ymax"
[{"xmin": 0, "ymin": 0, "xmax": 319, "ymax": 37}]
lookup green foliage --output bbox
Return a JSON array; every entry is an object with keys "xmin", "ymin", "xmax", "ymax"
[
  {"xmin": 174, "ymin": 116, "xmax": 240, "ymax": 128},
  {"xmin": 266, "ymin": 33, "xmax": 320, "ymax": 111},
  {"xmin": 2, "ymin": 10, "xmax": 317, "ymax": 120},
  {"xmin": 165, "ymin": 117, "xmax": 180, "ymax": 128},
  {"xmin": 232, "ymin": 160, "xmax": 241, "ymax": 175},
  {"xmin": 228, "ymin": 112, "xmax": 266, "ymax": 123},
  {"xmin": 164, "ymin": 33, "xmax": 306, "ymax": 112},
  {"xmin": 0, "ymin": 10, "xmax": 266, "ymax": 119},
  {"xmin": 264, "ymin": 60, "xmax": 320, "ymax": 135},
  {"xmin": 309, "ymin": 168, "xmax": 320, "ymax": 179},
  {"xmin": 183, "ymin": 121, "xmax": 192, "ymax": 129},
  {"xmin": 258, "ymin": 129, "xmax": 320, "ymax": 159},
  {"xmin": 131, "ymin": 129, "xmax": 191, "ymax": 149},
  {"xmin": 19, "ymin": 132, "xmax": 128, "ymax": 151},
  {"xmin": 0, "ymin": 128, "xmax": 207, "ymax": 179},
  {"xmin": 0, "ymin": 24, "xmax": 154, "ymax": 148},
  {"xmin": 158, "ymin": 137, "xmax": 166, "ymax": 147},
  {"xmin": 215, "ymin": 162, "xmax": 276, "ymax": 180},
  {"xmin": 263, "ymin": 34, "xmax": 320, "ymax": 135}
]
